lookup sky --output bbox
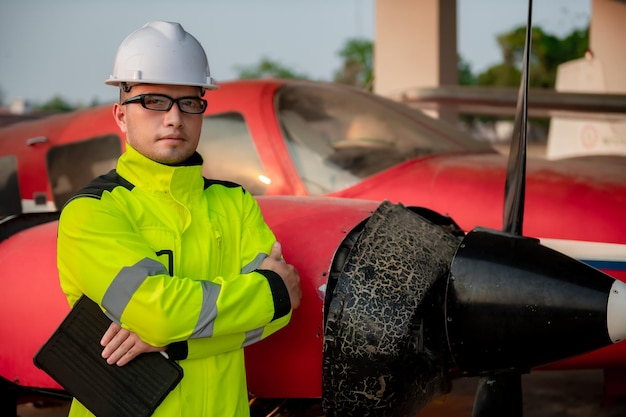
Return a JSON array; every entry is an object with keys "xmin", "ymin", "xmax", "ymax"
[{"xmin": 0, "ymin": 0, "xmax": 591, "ymax": 106}]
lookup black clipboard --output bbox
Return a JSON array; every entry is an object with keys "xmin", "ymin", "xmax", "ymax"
[{"xmin": 34, "ymin": 295, "xmax": 183, "ymax": 417}]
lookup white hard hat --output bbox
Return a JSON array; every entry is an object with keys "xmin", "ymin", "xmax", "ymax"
[{"xmin": 105, "ymin": 21, "xmax": 217, "ymax": 90}]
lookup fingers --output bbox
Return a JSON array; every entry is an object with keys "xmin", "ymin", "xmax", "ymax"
[
  {"xmin": 269, "ymin": 241, "xmax": 282, "ymax": 261},
  {"xmin": 106, "ymin": 340, "xmax": 136, "ymax": 367},
  {"xmin": 101, "ymin": 323, "xmax": 166, "ymax": 366},
  {"xmin": 280, "ymin": 263, "xmax": 302, "ymax": 310},
  {"xmin": 101, "ymin": 325, "xmax": 133, "ymax": 365},
  {"xmin": 260, "ymin": 242, "xmax": 284, "ymax": 271},
  {"xmin": 293, "ymin": 270, "xmax": 302, "ymax": 309},
  {"xmin": 288, "ymin": 270, "xmax": 302, "ymax": 310},
  {"xmin": 264, "ymin": 241, "xmax": 302, "ymax": 310},
  {"xmin": 100, "ymin": 321, "xmax": 121, "ymax": 346}
]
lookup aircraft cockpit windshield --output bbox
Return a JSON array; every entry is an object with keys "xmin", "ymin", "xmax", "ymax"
[
  {"xmin": 46, "ymin": 135, "xmax": 121, "ymax": 210},
  {"xmin": 275, "ymin": 83, "xmax": 493, "ymax": 195},
  {"xmin": 198, "ymin": 113, "xmax": 269, "ymax": 196},
  {"xmin": 0, "ymin": 155, "xmax": 21, "ymax": 218}
]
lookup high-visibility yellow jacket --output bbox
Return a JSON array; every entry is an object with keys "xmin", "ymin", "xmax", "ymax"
[{"xmin": 57, "ymin": 145, "xmax": 292, "ymax": 417}]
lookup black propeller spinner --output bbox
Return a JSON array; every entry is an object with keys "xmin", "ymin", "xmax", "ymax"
[{"xmin": 322, "ymin": 0, "xmax": 626, "ymax": 416}]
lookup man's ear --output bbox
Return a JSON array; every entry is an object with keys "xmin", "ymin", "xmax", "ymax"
[{"xmin": 113, "ymin": 102, "xmax": 128, "ymax": 133}]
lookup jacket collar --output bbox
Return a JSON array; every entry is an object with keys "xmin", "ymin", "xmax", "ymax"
[{"xmin": 116, "ymin": 144, "xmax": 205, "ymax": 202}]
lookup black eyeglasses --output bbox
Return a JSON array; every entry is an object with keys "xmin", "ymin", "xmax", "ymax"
[{"xmin": 122, "ymin": 94, "xmax": 207, "ymax": 114}]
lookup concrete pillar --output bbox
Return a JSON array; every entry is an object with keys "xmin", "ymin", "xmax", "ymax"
[
  {"xmin": 589, "ymin": 0, "xmax": 626, "ymax": 93},
  {"xmin": 373, "ymin": 0, "xmax": 458, "ymax": 104}
]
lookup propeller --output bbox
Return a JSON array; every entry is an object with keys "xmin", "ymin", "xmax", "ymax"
[
  {"xmin": 502, "ymin": 0, "xmax": 532, "ymax": 237},
  {"xmin": 444, "ymin": 0, "xmax": 625, "ymax": 415},
  {"xmin": 321, "ymin": 0, "xmax": 626, "ymax": 416},
  {"xmin": 469, "ymin": 0, "xmax": 533, "ymax": 415}
]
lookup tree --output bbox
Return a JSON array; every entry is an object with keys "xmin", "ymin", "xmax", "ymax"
[
  {"xmin": 334, "ymin": 38, "xmax": 374, "ymax": 91},
  {"xmin": 477, "ymin": 24, "xmax": 589, "ymax": 89},
  {"xmin": 470, "ymin": 24, "xmax": 589, "ymax": 139},
  {"xmin": 232, "ymin": 38, "xmax": 375, "ymax": 91},
  {"xmin": 34, "ymin": 95, "xmax": 76, "ymax": 113},
  {"xmin": 458, "ymin": 54, "xmax": 476, "ymax": 86},
  {"xmin": 234, "ymin": 57, "xmax": 309, "ymax": 80}
]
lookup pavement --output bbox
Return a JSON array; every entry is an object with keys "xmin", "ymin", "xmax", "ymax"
[
  {"xmin": 17, "ymin": 369, "xmax": 626, "ymax": 417},
  {"xmin": 420, "ymin": 369, "xmax": 626, "ymax": 417}
]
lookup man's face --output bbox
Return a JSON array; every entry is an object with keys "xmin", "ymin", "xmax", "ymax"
[{"xmin": 113, "ymin": 84, "xmax": 204, "ymax": 164}]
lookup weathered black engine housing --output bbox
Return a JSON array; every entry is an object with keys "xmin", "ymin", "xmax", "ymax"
[{"xmin": 322, "ymin": 201, "xmax": 463, "ymax": 417}]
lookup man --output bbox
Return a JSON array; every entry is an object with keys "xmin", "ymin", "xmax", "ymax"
[{"xmin": 57, "ymin": 21, "xmax": 301, "ymax": 417}]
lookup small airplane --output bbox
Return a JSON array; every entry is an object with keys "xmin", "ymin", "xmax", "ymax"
[
  {"xmin": 2, "ymin": 80, "xmax": 625, "ymax": 276},
  {"xmin": 1, "ymin": 1, "xmax": 626, "ymax": 415}
]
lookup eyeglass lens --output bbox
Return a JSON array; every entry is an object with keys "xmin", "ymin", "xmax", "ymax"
[{"xmin": 144, "ymin": 95, "xmax": 206, "ymax": 113}]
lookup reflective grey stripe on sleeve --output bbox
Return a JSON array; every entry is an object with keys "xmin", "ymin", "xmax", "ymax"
[
  {"xmin": 102, "ymin": 258, "xmax": 168, "ymax": 320},
  {"xmin": 242, "ymin": 327, "xmax": 264, "ymax": 348},
  {"xmin": 241, "ymin": 252, "xmax": 268, "ymax": 274},
  {"xmin": 190, "ymin": 280, "xmax": 222, "ymax": 339}
]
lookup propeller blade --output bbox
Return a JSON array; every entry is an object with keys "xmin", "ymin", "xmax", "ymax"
[
  {"xmin": 472, "ymin": 373, "xmax": 523, "ymax": 417},
  {"xmin": 502, "ymin": 0, "xmax": 533, "ymax": 236},
  {"xmin": 474, "ymin": 0, "xmax": 533, "ymax": 415}
]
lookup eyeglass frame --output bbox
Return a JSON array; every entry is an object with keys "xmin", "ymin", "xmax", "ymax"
[{"xmin": 121, "ymin": 93, "xmax": 208, "ymax": 114}]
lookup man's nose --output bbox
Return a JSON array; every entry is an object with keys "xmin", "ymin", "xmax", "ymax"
[{"xmin": 164, "ymin": 103, "xmax": 184, "ymax": 127}]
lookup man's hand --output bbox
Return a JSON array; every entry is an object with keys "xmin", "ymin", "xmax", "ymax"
[
  {"xmin": 261, "ymin": 241, "xmax": 302, "ymax": 309},
  {"xmin": 101, "ymin": 322, "xmax": 165, "ymax": 366}
]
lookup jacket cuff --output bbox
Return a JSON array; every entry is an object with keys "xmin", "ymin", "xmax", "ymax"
[
  {"xmin": 167, "ymin": 341, "xmax": 188, "ymax": 360},
  {"xmin": 256, "ymin": 269, "xmax": 291, "ymax": 320}
]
